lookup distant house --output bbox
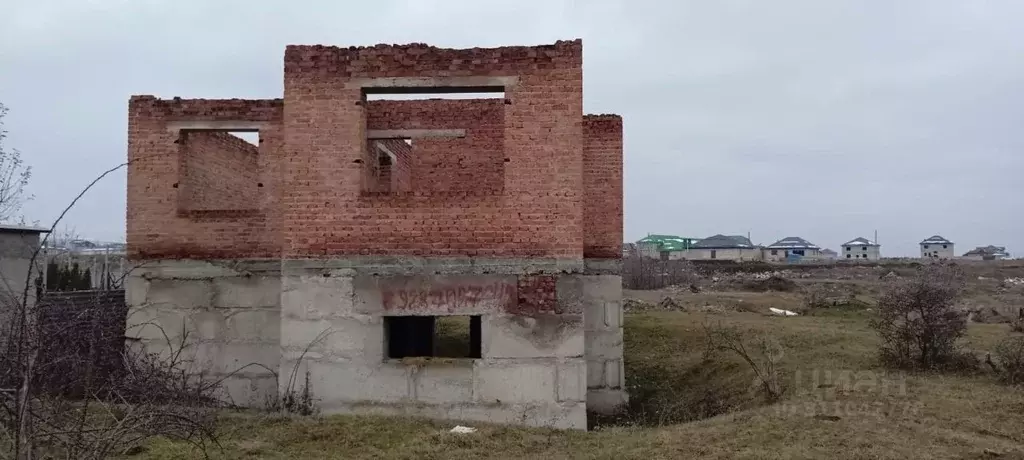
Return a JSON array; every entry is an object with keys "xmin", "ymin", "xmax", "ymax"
[
  {"xmin": 763, "ymin": 236, "xmax": 821, "ymax": 262},
  {"xmin": 841, "ymin": 237, "xmax": 881, "ymax": 261},
  {"xmin": 636, "ymin": 234, "xmax": 699, "ymax": 260},
  {"xmin": 622, "ymin": 242, "xmax": 638, "ymax": 258},
  {"xmin": 962, "ymin": 245, "xmax": 1010, "ymax": 261},
  {"xmin": 684, "ymin": 234, "xmax": 762, "ymax": 261},
  {"xmin": 921, "ymin": 235, "xmax": 954, "ymax": 259},
  {"xmin": 821, "ymin": 248, "xmax": 839, "ymax": 260}
]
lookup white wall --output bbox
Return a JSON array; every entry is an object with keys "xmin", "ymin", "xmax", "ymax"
[
  {"xmin": 682, "ymin": 248, "xmax": 764, "ymax": 261},
  {"xmin": 920, "ymin": 243, "xmax": 955, "ymax": 259},
  {"xmin": 841, "ymin": 245, "xmax": 881, "ymax": 261},
  {"xmin": 763, "ymin": 248, "xmax": 823, "ymax": 262}
]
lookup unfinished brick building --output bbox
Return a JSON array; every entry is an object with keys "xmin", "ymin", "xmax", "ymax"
[{"xmin": 125, "ymin": 39, "xmax": 624, "ymax": 430}]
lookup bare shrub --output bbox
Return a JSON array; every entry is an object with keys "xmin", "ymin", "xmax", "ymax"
[
  {"xmin": 1, "ymin": 300, "xmax": 222, "ymax": 459},
  {"xmin": 803, "ymin": 285, "xmax": 830, "ymax": 309},
  {"xmin": 703, "ymin": 322, "xmax": 785, "ymax": 402},
  {"xmin": 622, "ymin": 256, "xmax": 699, "ymax": 290},
  {"xmin": 870, "ymin": 264, "xmax": 971, "ymax": 370},
  {"xmin": 992, "ymin": 336, "xmax": 1024, "ymax": 385},
  {"xmin": 1011, "ymin": 308, "xmax": 1024, "ymax": 333}
]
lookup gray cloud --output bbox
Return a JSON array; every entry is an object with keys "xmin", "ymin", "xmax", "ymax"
[{"xmin": 0, "ymin": 0, "xmax": 1021, "ymax": 255}]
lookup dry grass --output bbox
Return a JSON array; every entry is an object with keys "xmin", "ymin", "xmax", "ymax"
[{"xmin": 127, "ymin": 294, "xmax": 1024, "ymax": 459}]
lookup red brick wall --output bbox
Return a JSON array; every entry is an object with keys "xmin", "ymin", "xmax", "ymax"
[
  {"xmin": 179, "ymin": 131, "xmax": 259, "ymax": 211},
  {"xmin": 366, "ymin": 99, "xmax": 504, "ymax": 194},
  {"xmin": 281, "ymin": 41, "xmax": 583, "ymax": 258},
  {"xmin": 127, "ymin": 41, "xmax": 623, "ymax": 262},
  {"xmin": 126, "ymin": 96, "xmax": 283, "ymax": 259},
  {"xmin": 583, "ymin": 115, "xmax": 624, "ymax": 259}
]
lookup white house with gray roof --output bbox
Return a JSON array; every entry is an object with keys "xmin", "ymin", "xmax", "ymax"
[
  {"xmin": 682, "ymin": 234, "xmax": 763, "ymax": 261},
  {"xmin": 920, "ymin": 235, "xmax": 954, "ymax": 259},
  {"xmin": 842, "ymin": 237, "xmax": 881, "ymax": 261},
  {"xmin": 763, "ymin": 236, "xmax": 821, "ymax": 262}
]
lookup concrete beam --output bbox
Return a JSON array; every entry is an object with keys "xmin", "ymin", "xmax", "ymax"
[
  {"xmin": 166, "ymin": 121, "xmax": 267, "ymax": 133},
  {"xmin": 367, "ymin": 129, "xmax": 466, "ymax": 140},
  {"xmin": 351, "ymin": 76, "xmax": 519, "ymax": 93}
]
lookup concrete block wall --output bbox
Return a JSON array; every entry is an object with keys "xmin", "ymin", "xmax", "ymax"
[
  {"xmin": 0, "ymin": 228, "xmax": 46, "ymax": 341},
  {"xmin": 124, "ymin": 260, "xmax": 281, "ymax": 407},
  {"xmin": 278, "ymin": 258, "xmax": 589, "ymax": 429},
  {"xmin": 581, "ymin": 260, "xmax": 627, "ymax": 413}
]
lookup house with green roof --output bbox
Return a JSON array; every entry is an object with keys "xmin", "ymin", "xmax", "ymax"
[{"xmin": 636, "ymin": 234, "xmax": 700, "ymax": 260}]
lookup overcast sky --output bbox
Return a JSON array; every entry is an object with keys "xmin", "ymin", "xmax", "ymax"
[{"xmin": 1, "ymin": 0, "xmax": 1022, "ymax": 256}]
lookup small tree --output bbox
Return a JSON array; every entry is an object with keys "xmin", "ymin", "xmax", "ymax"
[
  {"xmin": 0, "ymin": 103, "xmax": 33, "ymax": 223},
  {"xmin": 870, "ymin": 263, "xmax": 969, "ymax": 369}
]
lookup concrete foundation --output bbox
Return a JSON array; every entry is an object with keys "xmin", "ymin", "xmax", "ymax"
[
  {"xmin": 126, "ymin": 257, "xmax": 625, "ymax": 430},
  {"xmin": 124, "ymin": 260, "xmax": 281, "ymax": 407}
]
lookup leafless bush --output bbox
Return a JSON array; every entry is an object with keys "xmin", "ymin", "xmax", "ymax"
[
  {"xmin": 992, "ymin": 336, "xmax": 1024, "ymax": 385},
  {"xmin": 1, "ymin": 293, "xmax": 222, "ymax": 459},
  {"xmin": 1011, "ymin": 308, "xmax": 1024, "ymax": 333},
  {"xmin": 0, "ymin": 163, "xmax": 225, "ymax": 458},
  {"xmin": 703, "ymin": 322, "xmax": 785, "ymax": 402},
  {"xmin": 622, "ymin": 256, "xmax": 699, "ymax": 290},
  {"xmin": 870, "ymin": 264, "xmax": 972, "ymax": 370},
  {"xmin": 803, "ymin": 285, "xmax": 830, "ymax": 309}
]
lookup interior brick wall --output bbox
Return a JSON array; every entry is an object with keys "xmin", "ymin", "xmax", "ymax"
[
  {"xmin": 376, "ymin": 139, "xmax": 412, "ymax": 192},
  {"xmin": 583, "ymin": 115, "xmax": 624, "ymax": 258},
  {"xmin": 179, "ymin": 131, "xmax": 259, "ymax": 211},
  {"xmin": 366, "ymin": 99, "xmax": 504, "ymax": 194}
]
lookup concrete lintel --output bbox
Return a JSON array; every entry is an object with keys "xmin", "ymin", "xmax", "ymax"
[
  {"xmin": 367, "ymin": 129, "xmax": 466, "ymax": 140},
  {"xmin": 166, "ymin": 121, "xmax": 268, "ymax": 133},
  {"xmin": 351, "ymin": 76, "xmax": 519, "ymax": 93},
  {"xmin": 282, "ymin": 257, "xmax": 584, "ymax": 275},
  {"xmin": 128, "ymin": 259, "xmax": 282, "ymax": 280}
]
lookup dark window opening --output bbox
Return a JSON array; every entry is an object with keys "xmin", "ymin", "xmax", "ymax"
[
  {"xmin": 385, "ymin": 315, "xmax": 481, "ymax": 359},
  {"xmin": 846, "ymin": 254, "xmax": 852, "ymax": 259},
  {"xmin": 943, "ymin": 245, "xmax": 947, "ymax": 249},
  {"xmin": 792, "ymin": 249, "xmax": 806, "ymax": 256},
  {"xmin": 365, "ymin": 92, "xmax": 505, "ymax": 101},
  {"xmin": 846, "ymin": 247, "xmax": 851, "ymax": 251},
  {"xmin": 862, "ymin": 246, "xmax": 867, "ymax": 250},
  {"xmin": 710, "ymin": 250, "xmax": 717, "ymax": 259},
  {"xmin": 923, "ymin": 245, "xmax": 929, "ymax": 249},
  {"xmin": 770, "ymin": 249, "xmax": 778, "ymax": 255}
]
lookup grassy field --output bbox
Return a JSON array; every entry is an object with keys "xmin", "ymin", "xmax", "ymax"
[{"xmin": 132, "ymin": 289, "xmax": 1024, "ymax": 460}]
